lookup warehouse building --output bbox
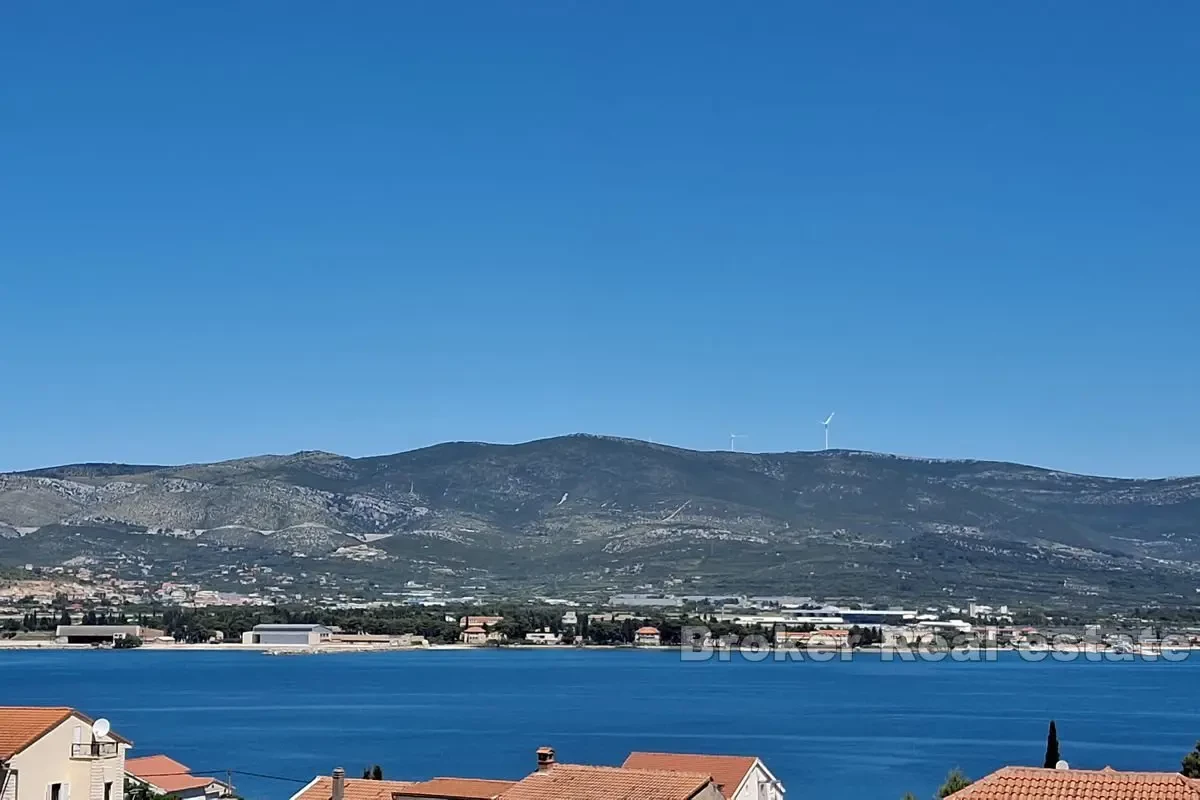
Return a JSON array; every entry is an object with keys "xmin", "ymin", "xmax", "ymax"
[
  {"xmin": 55, "ymin": 624, "xmax": 165, "ymax": 644},
  {"xmin": 242, "ymin": 623, "xmax": 332, "ymax": 646}
]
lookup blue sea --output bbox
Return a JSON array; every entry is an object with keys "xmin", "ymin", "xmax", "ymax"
[{"xmin": 2, "ymin": 649, "xmax": 1195, "ymax": 800}]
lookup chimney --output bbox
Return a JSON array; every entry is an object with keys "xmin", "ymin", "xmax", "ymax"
[
  {"xmin": 535, "ymin": 747, "xmax": 556, "ymax": 772},
  {"xmin": 332, "ymin": 768, "xmax": 345, "ymax": 800}
]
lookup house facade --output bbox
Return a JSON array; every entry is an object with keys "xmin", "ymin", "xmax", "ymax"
[
  {"xmin": 0, "ymin": 708, "xmax": 130, "ymax": 800},
  {"xmin": 461, "ymin": 626, "xmax": 488, "ymax": 645},
  {"xmin": 634, "ymin": 627, "xmax": 662, "ymax": 646}
]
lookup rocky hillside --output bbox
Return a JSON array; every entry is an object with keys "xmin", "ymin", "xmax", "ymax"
[{"xmin": 2, "ymin": 435, "xmax": 1199, "ymax": 606}]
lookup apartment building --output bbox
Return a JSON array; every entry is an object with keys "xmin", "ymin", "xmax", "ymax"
[{"xmin": 0, "ymin": 708, "xmax": 130, "ymax": 800}]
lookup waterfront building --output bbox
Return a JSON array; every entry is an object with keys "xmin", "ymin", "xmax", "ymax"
[
  {"xmin": 634, "ymin": 626, "xmax": 662, "ymax": 646},
  {"xmin": 0, "ymin": 707, "xmax": 130, "ymax": 800},
  {"xmin": 54, "ymin": 625, "xmax": 164, "ymax": 645},
  {"xmin": 774, "ymin": 629, "xmax": 850, "ymax": 648},
  {"xmin": 460, "ymin": 626, "xmax": 488, "ymax": 645},
  {"xmin": 241, "ymin": 624, "xmax": 332, "ymax": 646},
  {"xmin": 523, "ymin": 630, "xmax": 562, "ymax": 645}
]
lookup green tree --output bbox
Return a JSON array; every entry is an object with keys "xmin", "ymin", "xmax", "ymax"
[
  {"xmin": 1180, "ymin": 741, "xmax": 1200, "ymax": 777},
  {"xmin": 59, "ymin": 609, "xmax": 72, "ymax": 626},
  {"xmin": 1043, "ymin": 720, "xmax": 1061, "ymax": 768},
  {"xmin": 936, "ymin": 768, "xmax": 971, "ymax": 798},
  {"xmin": 901, "ymin": 794, "xmax": 917, "ymax": 800},
  {"xmin": 371, "ymin": 766, "xmax": 382, "ymax": 781},
  {"xmin": 114, "ymin": 635, "xmax": 142, "ymax": 650}
]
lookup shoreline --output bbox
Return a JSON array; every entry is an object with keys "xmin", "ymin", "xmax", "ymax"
[{"xmin": 2, "ymin": 640, "xmax": 1195, "ymax": 656}]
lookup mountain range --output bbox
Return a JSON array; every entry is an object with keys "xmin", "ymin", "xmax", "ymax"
[{"xmin": 2, "ymin": 435, "xmax": 1199, "ymax": 607}]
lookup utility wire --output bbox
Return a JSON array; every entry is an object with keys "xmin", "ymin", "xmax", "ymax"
[{"xmin": 131, "ymin": 770, "xmax": 310, "ymax": 784}]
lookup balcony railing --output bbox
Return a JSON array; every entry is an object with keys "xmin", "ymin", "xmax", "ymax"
[{"xmin": 71, "ymin": 742, "xmax": 118, "ymax": 758}]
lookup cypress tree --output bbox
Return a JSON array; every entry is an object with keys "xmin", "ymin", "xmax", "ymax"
[{"xmin": 1044, "ymin": 720, "xmax": 1061, "ymax": 768}]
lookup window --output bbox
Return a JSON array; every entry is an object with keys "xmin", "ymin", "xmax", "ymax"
[
  {"xmin": 104, "ymin": 782, "xmax": 113, "ymax": 800},
  {"xmin": 51, "ymin": 783, "xmax": 62, "ymax": 800}
]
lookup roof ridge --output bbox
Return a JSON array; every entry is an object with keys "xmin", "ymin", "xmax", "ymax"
[
  {"xmin": 554, "ymin": 764, "xmax": 710, "ymax": 778},
  {"xmin": 424, "ymin": 777, "xmax": 514, "ymax": 784},
  {"xmin": 997, "ymin": 766, "xmax": 1196, "ymax": 775},
  {"xmin": 953, "ymin": 765, "xmax": 1200, "ymax": 800},
  {"xmin": 626, "ymin": 751, "xmax": 756, "ymax": 760}
]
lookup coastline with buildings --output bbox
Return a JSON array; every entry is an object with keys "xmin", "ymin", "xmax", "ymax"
[{"xmin": 5, "ymin": 577, "xmax": 1200, "ymax": 659}]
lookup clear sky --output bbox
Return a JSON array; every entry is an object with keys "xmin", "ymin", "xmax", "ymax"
[{"xmin": 2, "ymin": 3, "xmax": 1197, "ymax": 477}]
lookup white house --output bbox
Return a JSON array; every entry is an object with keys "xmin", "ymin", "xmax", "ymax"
[
  {"xmin": 634, "ymin": 626, "xmax": 662, "ymax": 646},
  {"xmin": 0, "ymin": 707, "xmax": 130, "ymax": 800},
  {"xmin": 623, "ymin": 752, "xmax": 785, "ymax": 800},
  {"xmin": 461, "ymin": 625, "xmax": 489, "ymax": 645},
  {"xmin": 524, "ymin": 630, "xmax": 562, "ymax": 645}
]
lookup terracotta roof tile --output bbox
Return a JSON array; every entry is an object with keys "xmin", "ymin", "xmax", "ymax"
[
  {"xmin": 0, "ymin": 706, "xmax": 130, "ymax": 759},
  {"xmin": 622, "ymin": 753, "xmax": 758, "ymax": 799},
  {"xmin": 0, "ymin": 707, "xmax": 76, "ymax": 760},
  {"xmin": 296, "ymin": 776, "xmax": 415, "ymax": 800},
  {"xmin": 125, "ymin": 754, "xmax": 223, "ymax": 794},
  {"xmin": 393, "ymin": 777, "xmax": 515, "ymax": 799},
  {"xmin": 951, "ymin": 767, "xmax": 1200, "ymax": 800},
  {"xmin": 499, "ymin": 764, "xmax": 713, "ymax": 800}
]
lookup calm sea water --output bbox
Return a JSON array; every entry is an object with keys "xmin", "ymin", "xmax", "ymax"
[{"xmin": 2, "ymin": 649, "xmax": 1196, "ymax": 800}]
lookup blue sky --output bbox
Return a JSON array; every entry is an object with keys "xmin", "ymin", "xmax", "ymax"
[{"xmin": 1, "ymin": 3, "xmax": 1197, "ymax": 477}]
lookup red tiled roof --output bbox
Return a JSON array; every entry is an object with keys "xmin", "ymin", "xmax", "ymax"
[
  {"xmin": 499, "ymin": 764, "xmax": 713, "ymax": 800},
  {"xmin": 635, "ymin": 627, "xmax": 660, "ymax": 635},
  {"xmin": 622, "ymin": 753, "xmax": 758, "ymax": 799},
  {"xmin": 0, "ymin": 707, "xmax": 74, "ymax": 760},
  {"xmin": 0, "ymin": 707, "xmax": 130, "ymax": 760},
  {"xmin": 393, "ymin": 777, "xmax": 515, "ymax": 799},
  {"xmin": 125, "ymin": 755, "xmax": 221, "ymax": 793},
  {"xmin": 463, "ymin": 626, "xmax": 487, "ymax": 634},
  {"xmin": 950, "ymin": 767, "xmax": 1200, "ymax": 799},
  {"xmin": 295, "ymin": 777, "xmax": 414, "ymax": 800}
]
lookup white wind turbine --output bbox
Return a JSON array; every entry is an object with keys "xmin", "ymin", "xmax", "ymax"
[
  {"xmin": 729, "ymin": 433, "xmax": 747, "ymax": 451},
  {"xmin": 821, "ymin": 412, "xmax": 835, "ymax": 450}
]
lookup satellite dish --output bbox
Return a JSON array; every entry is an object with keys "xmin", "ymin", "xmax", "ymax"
[
  {"xmin": 1055, "ymin": 760, "xmax": 1069, "ymax": 770},
  {"xmin": 92, "ymin": 718, "xmax": 110, "ymax": 739}
]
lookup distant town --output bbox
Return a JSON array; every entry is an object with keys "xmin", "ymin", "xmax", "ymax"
[{"xmin": 3, "ymin": 564, "xmax": 1199, "ymax": 653}]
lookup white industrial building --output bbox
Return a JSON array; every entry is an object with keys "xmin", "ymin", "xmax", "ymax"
[{"xmin": 241, "ymin": 623, "xmax": 332, "ymax": 646}]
